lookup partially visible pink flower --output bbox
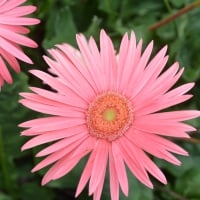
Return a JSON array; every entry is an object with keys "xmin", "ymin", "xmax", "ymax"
[
  {"xmin": 0, "ymin": 0, "xmax": 40, "ymax": 87},
  {"xmin": 19, "ymin": 30, "xmax": 200, "ymax": 200}
]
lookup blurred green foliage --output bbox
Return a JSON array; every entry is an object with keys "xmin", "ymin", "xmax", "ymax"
[{"xmin": 1, "ymin": 0, "xmax": 200, "ymax": 199}]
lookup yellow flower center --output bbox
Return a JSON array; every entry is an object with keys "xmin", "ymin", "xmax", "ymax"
[
  {"xmin": 103, "ymin": 108, "xmax": 116, "ymax": 121},
  {"xmin": 87, "ymin": 92, "xmax": 133, "ymax": 141}
]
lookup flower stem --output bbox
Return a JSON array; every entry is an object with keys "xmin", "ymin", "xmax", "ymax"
[
  {"xmin": 149, "ymin": 0, "xmax": 200, "ymax": 31},
  {"xmin": 0, "ymin": 128, "xmax": 12, "ymax": 195},
  {"xmin": 164, "ymin": 0, "xmax": 172, "ymax": 12}
]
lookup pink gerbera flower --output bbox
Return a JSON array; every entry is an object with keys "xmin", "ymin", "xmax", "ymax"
[
  {"xmin": 19, "ymin": 30, "xmax": 200, "ymax": 200},
  {"xmin": 0, "ymin": 0, "xmax": 40, "ymax": 87}
]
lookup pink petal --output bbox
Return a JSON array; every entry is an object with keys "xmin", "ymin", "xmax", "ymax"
[
  {"xmin": 132, "ymin": 146, "xmax": 167, "ymax": 184},
  {"xmin": 93, "ymin": 168, "xmax": 106, "ymax": 200},
  {"xmin": 117, "ymin": 32, "xmax": 129, "ymax": 90},
  {"xmin": 76, "ymin": 34, "xmax": 105, "ymax": 92},
  {"xmin": 136, "ymin": 110, "xmax": 200, "ymax": 122},
  {"xmin": 29, "ymin": 87, "xmax": 87, "ymax": 109},
  {"xmin": 89, "ymin": 140, "xmax": 109, "ymax": 195},
  {"xmin": 130, "ymin": 46, "xmax": 168, "ymax": 99},
  {"xmin": 32, "ymin": 136, "xmax": 87, "ymax": 172},
  {"xmin": 115, "ymin": 140, "xmax": 153, "ymax": 188},
  {"xmin": 0, "ymin": 48, "xmax": 20, "ymax": 72},
  {"xmin": 75, "ymin": 149, "xmax": 96, "ymax": 197},
  {"xmin": 133, "ymin": 62, "xmax": 183, "ymax": 108},
  {"xmin": 99, "ymin": 30, "xmax": 118, "ymax": 90},
  {"xmin": 5, "ymin": 6, "xmax": 37, "ymax": 17},
  {"xmin": 126, "ymin": 130, "xmax": 186, "ymax": 165},
  {"xmin": 0, "ymin": 56, "xmax": 12, "ymax": 83},
  {"xmin": 0, "ymin": 0, "xmax": 26, "ymax": 12},
  {"xmin": 0, "ymin": 37, "xmax": 32, "ymax": 63},
  {"xmin": 21, "ymin": 125, "xmax": 86, "ymax": 150},
  {"xmin": 56, "ymin": 43, "xmax": 99, "ymax": 93},
  {"xmin": 134, "ymin": 118, "xmax": 192, "ymax": 138},
  {"xmin": 36, "ymin": 132, "xmax": 87, "ymax": 157},
  {"xmin": 0, "ymin": 27, "xmax": 37, "ymax": 47},
  {"xmin": 20, "ymin": 96, "xmax": 85, "ymax": 117},
  {"xmin": 47, "ymin": 48, "xmax": 96, "ymax": 98},
  {"xmin": 136, "ymin": 94, "xmax": 193, "ymax": 116},
  {"xmin": 0, "ymin": 16, "xmax": 40, "ymax": 25},
  {"xmin": 51, "ymin": 137, "xmax": 95, "ymax": 180},
  {"xmin": 123, "ymin": 40, "xmax": 153, "ymax": 95},
  {"xmin": 41, "ymin": 136, "xmax": 95, "ymax": 185},
  {"xmin": 29, "ymin": 70, "xmax": 90, "ymax": 103},
  {"xmin": 112, "ymin": 142, "xmax": 128, "ymax": 196},
  {"xmin": 118, "ymin": 32, "xmax": 137, "ymax": 92},
  {"xmin": 109, "ymin": 147, "xmax": 119, "ymax": 200},
  {"xmin": 88, "ymin": 36, "xmax": 107, "ymax": 91},
  {"xmin": 0, "ymin": 0, "xmax": 7, "ymax": 7},
  {"xmin": 0, "ymin": 24, "xmax": 30, "ymax": 34}
]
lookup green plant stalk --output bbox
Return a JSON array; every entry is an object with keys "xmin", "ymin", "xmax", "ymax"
[
  {"xmin": 0, "ymin": 128, "xmax": 12, "ymax": 195},
  {"xmin": 164, "ymin": 0, "xmax": 172, "ymax": 12},
  {"xmin": 149, "ymin": 0, "xmax": 200, "ymax": 30}
]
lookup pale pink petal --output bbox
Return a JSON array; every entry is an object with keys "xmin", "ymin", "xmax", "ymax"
[
  {"xmin": 133, "ymin": 62, "xmax": 183, "ymax": 107},
  {"xmin": 93, "ymin": 168, "xmax": 106, "ymax": 200},
  {"xmin": 109, "ymin": 147, "xmax": 119, "ymax": 200},
  {"xmin": 0, "ymin": 27, "xmax": 37, "ymax": 47},
  {"xmin": 41, "ymin": 136, "xmax": 95, "ymax": 185},
  {"xmin": 133, "ymin": 118, "xmax": 192, "ymax": 138},
  {"xmin": 47, "ymin": 48, "xmax": 96, "ymax": 98},
  {"xmin": 36, "ymin": 132, "xmax": 87, "ymax": 157},
  {"xmin": 29, "ymin": 87, "xmax": 87, "ymax": 109},
  {"xmin": 20, "ymin": 96, "xmax": 85, "ymax": 117},
  {"xmin": 115, "ymin": 140, "xmax": 153, "ymax": 188},
  {"xmin": 4, "ymin": 6, "xmax": 37, "ymax": 17},
  {"xmin": 136, "ymin": 94, "xmax": 192, "ymax": 116},
  {"xmin": 32, "ymin": 136, "xmax": 88, "ymax": 173},
  {"xmin": 0, "ymin": 0, "xmax": 39, "ymax": 87},
  {"xmin": 19, "ymin": 116, "xmax": 84, "ymax": 128},
  {"xmin": 129, "ymin": 46, "xmax": 168, "ymax": 99},
  {"xmin": 56, "ymin": 43, "xmax": 99, "ymax": 92},
  {"xmin": 21, "ymin": 125, "xmax": 87, "ymax": 150},
  {"xmin": 99, "ymin": 30, "xmax": 118, "ymax": 90},
  {"xmin": 124, "ymin": 137, "xmax": 167, "ymax": 184},
  {"xmin": 75, "ymin": 148, "xmax": 96, "ymax": 197},
  {"xmin": 88, "ymin": 36, "xmax": 107, "ymax": 90},
  {"xmin": 0, "ymin": 24, "xmax": 30, "ymax": 34},
  {"xmin": 0, "ymin": 0, "xmax": 7, "ymax": 7},
  {"xmin": 0, "ymin": 16, "xmax": 40, "ymax": 25},
  {"xmin": 126, "ymin": 130, "xmax": 187, "ymax": 165},
  {"xmin": 137, "ymin": 110, "xmax": 200, "ymax": 121},
  {"xmin": 18, "ymin": 29, "xmax": 199, "ymax": 200},
  {"xmin": 117, "ymin": 32, "xmax": 129, "ymax": 90},
  {"xmin": 112, "ymin": 142, "xmax": 128, "ymax": 196},
  {"xmin": 89, "ymin": 140, "xmax": 109, "ymax": 195},
  {"xmin": 0, "ymin": 56, "xmax": 12, "ymax": 83},
  {"xmin": 29, "ymin": 70, "xmax": 91, "ymax": 103},
  {"xmin": 50, "ymin": 137, "xmax": 95, "ymax": 180},
  {"xmin": 0, "ymin": 0, "xmax": 26, "ymax": 12},
  {"xmin": 0, "ymin": 48, "xmax": 20, "ymax": 72},
  {"xmin": 123, "ymin": 40, "xmax": 153, "ymax": 95},
  {"xmin": 76, "ymin": 34, "xmax": 104, "ymax": 92},
  {"xmin": 0, "ymin": 37, "xmax": 32, "ymax": 63}
]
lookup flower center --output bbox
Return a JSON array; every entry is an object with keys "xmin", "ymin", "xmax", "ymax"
[{"xmin": 87, "ymin": 92, "xmax": 133, "ymax": 141}]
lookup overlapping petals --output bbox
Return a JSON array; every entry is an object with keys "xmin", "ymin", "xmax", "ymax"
[
  {"xmin": 0, "ymin": 0, "xmax": 40, "ymax": 87},
  {"xmin": 19, "ymin": 30, "xmax": 200, "ymax": 200}
]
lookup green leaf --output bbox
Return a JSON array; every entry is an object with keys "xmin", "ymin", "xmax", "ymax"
[
  {"xmin": 0, "ymin": 192, "xmax": 12, "ymax": 200},
  {"xmin": 19, "ymin": 182, "xmax": 55, "ymax": 200},
  {"xmin": 175, "ymin": 168, "xmax": 200, "ymax": 198},
  {"xmin": 43, "ymin": 6, "xmax": 77, "ymax": 48}
]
